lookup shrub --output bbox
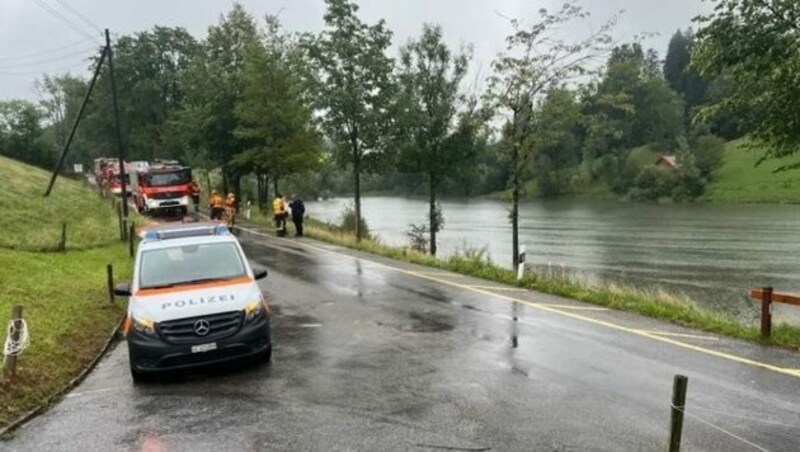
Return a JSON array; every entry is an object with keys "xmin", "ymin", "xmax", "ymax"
[
  {"xmin": 630, "ymin": 165, "xmax": 674, "ymax": 201},
  {"xmin": 340, "ymin": 203, "xmax": 370, "ymax": 238}
]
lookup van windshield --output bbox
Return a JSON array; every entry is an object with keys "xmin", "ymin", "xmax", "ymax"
[{"xmin": 139, "ymin": 242, "xmax": 246, "ymax": 289}]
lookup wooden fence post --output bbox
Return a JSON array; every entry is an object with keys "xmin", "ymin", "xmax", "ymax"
[
  {"xmin": 128, "ymin": 224, "xmax": 135, "ymax": 258},
  {"xmin": 2, "ymin": 305, "xmax": 24, "ymax": 379},
  {"xmin": 761, "ymin": 287, "xmax": 773, "ymax": 339},
  {"xmin": 117, "ymin": 203, "xmax": 124, "ymax": 241},
  {"xmin": 107, "ymin": 264, "xmax": 115, "ymax": 304},
  {"xmin": 668, "ymin": 374, "xmax": 688, "ymax": 452},
  {"xmin": 58, "ymin": 222, "xmax": 67, "ymax": 252}
]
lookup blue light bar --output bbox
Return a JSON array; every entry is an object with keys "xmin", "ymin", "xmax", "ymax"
[{"xmin": 141, "ymin": 224, "xmax": 229, "ymax": 242}]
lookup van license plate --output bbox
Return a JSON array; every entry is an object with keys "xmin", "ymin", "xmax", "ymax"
[{"xmin": 191, "ymin": 342, "xmax": 217, "ymax": 353}]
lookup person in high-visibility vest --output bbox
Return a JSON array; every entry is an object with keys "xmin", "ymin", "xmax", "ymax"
[
  {"xmin": 225, "ymin": 192, "xmax": 237, "ymax": 228},
  {"xmin": 209, "ymin": 190, "xmax": 225, "ymax": 220},
  {"xmin": 191, "ymin": 180, "xmax": 202, "ymax": 212},
  {"xmin": 273, "ymin": 193, "xmax": 287, "ymax": 235}
]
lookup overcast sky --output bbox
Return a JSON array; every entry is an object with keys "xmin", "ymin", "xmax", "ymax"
[{"xmin": 0, "ymin": 0, "xmax": 711, "ymax": 101}]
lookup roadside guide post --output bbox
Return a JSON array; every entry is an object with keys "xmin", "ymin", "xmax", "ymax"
[
  {"xmin": 668, "ymin": 374, "xmax": 688, "ymax": 452},
  {"xmin": 3, "ymin": 305, "xmax": 24, "ymax": 379},
  {"xmin": 246, "ymin": 200, "xmax": 252, "ymax": 220},
  {"xmin": 517, "ymin": 246, "xmax": 526, "ymax": 280},
  {"xmin": 760, "ymin": 287, "xmax": 772, "ymax": 339},
  {"xmin": 107, "ymin": 264, "xmax": 115, "ymax": 304}
]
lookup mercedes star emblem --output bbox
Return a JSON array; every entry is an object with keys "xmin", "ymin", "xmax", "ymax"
[{"xmin": 193, "ymin": 319, "xmax": 211, "ymax": 336}]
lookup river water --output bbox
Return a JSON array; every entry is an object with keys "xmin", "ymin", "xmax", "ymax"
[{"xmin": 306, "ymin": 196, "xmax": 800, "ymax": 322}]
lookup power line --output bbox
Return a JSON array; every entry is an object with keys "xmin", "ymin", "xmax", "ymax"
[
  {"xmin": 31, "ymin": 0, "xmax": 100, "ymax": 44},
  {"xmin": 0, "ymin": 47, "xmax": 98, "ymax": 70},
  {"xmin": 0, "ymin": 38, "xmax": 94, "ymax": 62},
  {"xmin": 51, "ymin": 0, "xmax": 103, "ymax": 35},
  {"xmin": 0, "ymin": 59, "xmax": 94, "ymax": 76}
]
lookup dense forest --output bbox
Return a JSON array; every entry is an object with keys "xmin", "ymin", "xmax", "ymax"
[{"xmin": 1, "ymin": 0, "xmax": 798, "ymax": 256}]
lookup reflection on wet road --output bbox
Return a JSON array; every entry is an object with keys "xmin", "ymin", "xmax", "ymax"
[{"xmin": 4, "ymin": 228, "xmax": 800, "ymax": 451}]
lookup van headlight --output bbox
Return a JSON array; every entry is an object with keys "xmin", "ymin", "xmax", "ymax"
[
  {"xmin": 132, "ymin": 316, "xmax": 156, "ymax": 336},
  {"xmin": 245, "ymin": 301, "xmax": 268, "ymax": 322}
]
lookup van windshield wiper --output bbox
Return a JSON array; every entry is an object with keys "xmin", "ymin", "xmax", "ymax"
[{"xmin": 141, "ymin": 276, "xmax": 236, "ymax": 290}]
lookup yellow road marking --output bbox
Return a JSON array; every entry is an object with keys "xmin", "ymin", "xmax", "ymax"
[
  {"xmin": 468, "ymin": 285, "xmax": 528, "ymax": 292},
  {"xmin": 417, "ymin": 271, "xmax": 465, "ymax": 278},
  {"xmin": 236, "ymin": 224, "xmax": 800, "ymax": 379},
  {"xmin": 538, "ymin": 304, "xmax": 609, "ymax": 311},
  {"xmin": 638, "ymin": 330, "xmax": 720, "ymax": 341}
]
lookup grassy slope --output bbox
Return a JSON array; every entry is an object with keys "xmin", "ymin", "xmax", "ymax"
[
  {"xmin": 0, "ymin": 157, "xmax": 130, "ymax": 428},
  {"xmin": 703, "ymin": 140, "xmax": 800, "ymax": 203},
  {"xmin": 0, "ymin": 155, "xmax": 120, "ymax": 250}
]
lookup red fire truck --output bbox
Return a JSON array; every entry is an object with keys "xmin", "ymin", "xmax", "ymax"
[{"xmin": 130, "ymin": 163, "xmax": 193, "ymax": 216}]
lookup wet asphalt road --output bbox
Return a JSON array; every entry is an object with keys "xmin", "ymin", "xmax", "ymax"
[{"xmin": 3, "ymin": 223, "xmax": 800, "ymax": 451}]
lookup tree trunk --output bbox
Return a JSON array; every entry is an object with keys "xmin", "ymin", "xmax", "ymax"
[
  {"xmin": 273, "ymin": 177, "xmax": 279, "ymax": 197},
  {"xmin": 511, "ymin": 120, "xmax": 521, "ymax": 268},
  {"xmin": 429, "ymin": 173, "xmax": 437, "ymax": 256},
  {"xmin": 352, "ymin": 134, "xmax": 362, "ymax": 242},
  {"xmin": 222, "ymin": 170, "xmax": 229, "ymax": 197},
  {"xmin": 231, "ymin": 173, "xmax": 241, "ymax": 201},
  {"xmin": 256, "ymin": 174, "xmax": 263, "ymax": 209},
  {"xmin": 205, "ymin": 170, "xmax": 211, "ymax": 198}
]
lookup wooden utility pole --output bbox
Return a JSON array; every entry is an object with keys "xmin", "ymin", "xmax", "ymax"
[
  {"xmin": 105, "ymin": 29, "xmax": 129, "ymax": 218},
  {"xmin": 44, "ymin": 46, "xmax": 108, "ymax": 197}
]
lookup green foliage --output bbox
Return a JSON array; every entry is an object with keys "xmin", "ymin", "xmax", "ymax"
[
  {"xmin": 0, "ymin": 100, "xmax": 50, "ymax": 169},
  {"xmin": 305, "ymin": 0, "xmax": 395, "ymax": 240},
  {"xmin": 630, "ymin": 165, "xmax": 674, "ymax": 201},
  {"xmin": 692, "ymin": 134, "xmax": 725, "ymax": 179},
  {"xmin": 406, "ymin": 223, "xmax": 429, "ymax": 252},
  {"xmin": 234, "ymin": 15, "xmax": 322, "ymax": 184},
  {"xmin": 339, "ymin": 203, "xmax": 370, "ymax": 238},
  {"xmin": 663, "ymin": 29, "xmax": 707, "ymax": 110},
  {"xmin": 671, "ymin": 137, "xmax": 705, "ymax": 201},
  {"xmin": 395, "ymin": 24, "xmax": 471, "ymax": 254},
  {"xmin": 693, "ymin": 0, "xmax": 800, "ymax": 162}
]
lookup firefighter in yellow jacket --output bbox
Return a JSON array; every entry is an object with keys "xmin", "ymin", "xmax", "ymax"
[{"xmin": 273, "ymin": 193, "xmax": 287, "ymax": 235}]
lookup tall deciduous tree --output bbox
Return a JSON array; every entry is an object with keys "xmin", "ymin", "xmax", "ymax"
[
  {"xmin": 235, "ymin": 16, "xmax": 322, "ymax": 200},
  {"xmin": 180, "ymin": 4, "xmax": 259, "ymax": 196},
  {"xmin": 85, "ymin": 26, "xmax": 199, "ymax": 161},
  {"xmin": 485, "ymin": 2, "xmax": 616, "ymax": 267},
  {"xmin": 694, "ymin": 0, "xmax": 800, "ymax": 165},
  {"xmin": 396, "ymin": 24, "xmax": 471, "ymax": 255},
  {"xmin": 308, "ymin": 0, "xmax": 395, "ymax": 241}
]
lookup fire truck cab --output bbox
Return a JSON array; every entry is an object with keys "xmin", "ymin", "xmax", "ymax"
[{"xmin": 131, "ymin": 163, "xmax": 194, "ymax": 216}]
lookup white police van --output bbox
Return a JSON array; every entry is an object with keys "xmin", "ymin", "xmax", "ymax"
[{"xmin": 114, "ymin": 222, "xmax": 271, "ymax": 382}]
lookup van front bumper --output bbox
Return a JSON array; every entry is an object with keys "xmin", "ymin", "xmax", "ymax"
[{"xmin": 127, "ymin": 314, "xmax": 270, "ymax": 373}]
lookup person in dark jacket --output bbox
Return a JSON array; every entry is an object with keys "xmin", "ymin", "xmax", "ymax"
[{"xmin": 289, "ymin": 196, "xmax": 305, "ymax": 237}]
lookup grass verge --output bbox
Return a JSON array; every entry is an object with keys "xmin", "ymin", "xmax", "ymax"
[
  {"xmin": 0, "ymin": 156, "xmax": 135, "ymax": 430},
  {"xmin": 0, "ymin": 244, "xmax": 132, "ymax": 428},
  {"xmin": 289, "ymin": 216, "xmax": 800, "ymax": 350},
  {"xmin": 0, "ymin": 155, "xmax": 123, "ymax": 251}
]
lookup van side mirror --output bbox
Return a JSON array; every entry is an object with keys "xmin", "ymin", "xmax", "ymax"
[
  {"xmin": 253, "ymin": 269, "xmax": 268, "ymax": 280},
  {"xmin": 114, "ymin": 282, "xmax": 132, "ymax": 297}
]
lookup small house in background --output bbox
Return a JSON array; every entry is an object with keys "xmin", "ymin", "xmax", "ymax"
[{"xmin": 656, "ymin": 155, "xmax": 679, "ymax": 171}]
